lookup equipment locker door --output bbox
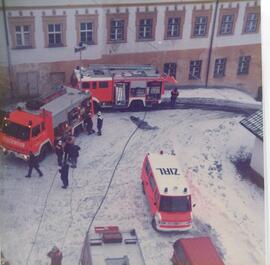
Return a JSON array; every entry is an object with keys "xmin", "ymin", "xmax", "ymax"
[{"xmin": 114, "ymin": 82, "xmax": 129, "ymax": 107}]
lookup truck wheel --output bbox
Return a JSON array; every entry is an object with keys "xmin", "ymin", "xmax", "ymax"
[
  {"xmin": 39, "ymin": 145, "xmax": 49, "ymax": 161},
  {"xmin": 151, "ymin": 218, "xmax": 158, "ymax": 231},
  {"xmin": 129, "ymin": 100, "xmax": 144, "ymax": 112},
  {"xmin": 142, "ymin": 182, "xmax": 145, "ymax": 194}
]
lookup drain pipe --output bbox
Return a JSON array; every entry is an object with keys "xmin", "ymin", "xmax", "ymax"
[
  {"xmin": 2, "ymin": 0, "xmax": 14, "ymax": 97},
  {"xmin": 205, "ymin": 0, "xmax": 219, "ymax": 88}
]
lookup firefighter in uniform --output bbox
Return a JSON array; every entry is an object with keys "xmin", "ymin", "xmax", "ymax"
[
  {"xmin": 97, "ymin": 111, "xmax": 103, "ymax": 136},
  {"xmin": 170, "ymin": 87, "xmax": 179, "ymax": 107},
  {"xmin": 55, "ymin": 140, "xmax": 64, "ymax": 166},
  {"xmin": 47, "ymin": 246, "xmax": 63, "ymax": 265},
  {"xmin": 25, "ymin": 151, "xmax": 43, "ymax": 178}
]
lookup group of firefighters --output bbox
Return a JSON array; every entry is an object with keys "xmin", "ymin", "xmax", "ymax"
[{"xmin": 24, "ymin": 88, "xmax": 178, "ymax": 265}]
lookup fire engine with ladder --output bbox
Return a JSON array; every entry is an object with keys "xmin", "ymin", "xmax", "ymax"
[
  {"xmin": 73, "ymin": 64, "xmax": 176, "ymax": 111},
  {"xmin": 0, "ymin": 86, "xmax": 92, "ymax": 161}
]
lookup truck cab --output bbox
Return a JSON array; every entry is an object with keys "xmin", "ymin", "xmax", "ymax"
[{"xmin": 172, "ymin": 237, "xmax": 225, "ymax": 265}]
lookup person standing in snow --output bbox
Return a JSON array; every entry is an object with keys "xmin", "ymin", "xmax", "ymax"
[
  {"xmin": 96, "ymin": 111, "xmax": 103, "ymax": 136},
  {"xmin": 69, "ymin": 144, "xmax": 80, "ymax": 168},
  {"xmin": 84, "ymin": 112, "xmax": 95, "ymax": 135},
  {"xmin": 55, "ymin": 140, "xmax": 64, "ymax": 166},
  {"xmin": 25, "ymin": 151, "xmax": 43, "ymax": 178},
  {"xmin": 63, "ymin": 135, "xmax": 74, "ymax": 162},
  {"xmin": 59, "ymin": 162, "xmax": 69, "ymax": 189},
  {"xmin": 47, "ymin": 246, "xmax": 63, "ymax": 265},
  {"xmin": 170, "ymin": 87, "xmax": 179, "ymax": 107}
]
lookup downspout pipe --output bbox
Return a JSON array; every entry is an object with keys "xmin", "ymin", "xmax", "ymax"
[
  {"xmin": 2, "ymin": 0, "xmax": 14, "ymax": 97},
  {"xmin": 205, "ymin": 0, "xmax": 219, "ymax": 88}
]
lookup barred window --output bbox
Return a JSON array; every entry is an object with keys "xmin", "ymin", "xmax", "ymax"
[
  {"xmin": 214, "ymin": 58, "xmax": 227, "ymax": 78},
  {"xmin": 220, "ymin": 15, "xmax": 234, "ymax": 35},
  {"xmin": 245, "ymin": 13, "xmax": 259, "ymax": 33},
  {"xmin": 189, "ymin": 60, "xmax": 202, "ymax": 80},
  {"xmin": 237, "ymin": 56, "xmax": 251, "ymax": 75}
]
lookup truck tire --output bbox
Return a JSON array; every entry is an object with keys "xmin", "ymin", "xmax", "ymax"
[
  {"xmin": 129, "ymin": 100, "xmax": 144, "ymax": 112},
  {"xmin": 151, "ymin": 218, "xmax": 158, "ymax": 231},
  {"xmin": 39, "ymin": 144, "xmax": 50, "ymax": 162}
]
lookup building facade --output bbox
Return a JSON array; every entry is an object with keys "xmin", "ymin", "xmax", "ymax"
[{"xmin": 0, "ymin": 0, "xmax": 261, "ymax": 98}]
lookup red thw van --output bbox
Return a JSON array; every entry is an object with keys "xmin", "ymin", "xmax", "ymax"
[
  {"xmin": 141, "ymin": 152, "xmax": 194, "ymax": 232},
  {"xmin": 172, "ymin": 237, "xmax": 225, "ymax": 265}
]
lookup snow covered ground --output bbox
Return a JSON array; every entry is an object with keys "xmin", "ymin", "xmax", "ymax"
[{"xmin": 0, "ymin": 108, "xmax": 264, "ymax": 265}]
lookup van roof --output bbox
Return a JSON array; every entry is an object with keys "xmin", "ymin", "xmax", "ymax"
[
  {"xmin": 175, "ymin": 237, "xmax": 225, "ymax": 265},
  {"xmin": 147, "ymin": 153, "xmax": 190, "ymax": 196}
]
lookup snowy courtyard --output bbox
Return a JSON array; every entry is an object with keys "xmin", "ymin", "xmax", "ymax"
[{"xmin": 0, "ymin": 108, "xmax": 264, "ymax": 265}]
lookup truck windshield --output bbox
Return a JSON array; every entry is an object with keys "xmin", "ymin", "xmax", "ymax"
[
  {"xmin": 159, "ymin": 195, "xmax": 191, "ymax": 213},
  {"xmin": 2, "ymin": 121, "xmax": 30, "ymax": 141}
]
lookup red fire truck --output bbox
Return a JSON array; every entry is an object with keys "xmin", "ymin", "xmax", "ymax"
[
  {"xmin": 73, "ymin": 64, "xmax": 176, "ymax": 111},
  {"xmin": 0, "ymin": 86, "xmax": 92, "ymax": 161}
]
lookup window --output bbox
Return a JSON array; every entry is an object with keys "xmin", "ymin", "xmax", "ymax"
[
  {"xmin": 99, "ymin": 81, "xmax": 108, "ymax": 88},
  {"xmin": 245, "ymin": 13, "xmax": 259, "ymax": 33},
  {"xmin": 164, "ymin": 63, "xmax": 177, "ymax": 78},
  {"xmin": 43, "ymin": 16, "xmax": 66, "ymax": 48},
  {"xmin": 32, "ymin": 125, "xmax": 41, "ymax": 137},
  {"xmin": 80, "ymin": 22, "xmax": 93, "ymax": 44},
  {"xmin": 82, "ymin": 82, "xmax": 90, "ymax": 89},
  {"xmin": 189, "ymin": 60, "xmax": 202, "ymax": 80},
  {"xmin": 3, "ymin": 121, "xmax": 30, "ymax": 141},
  {"xmin": 15, "ymin": 25, "xmax": 31, "ymax": 48},
  {"xmin": 238, "ymin": 56, "xmax": 251, "ymax": 75},
  {"xmin": 139, "ymin": 19, "xmax": 153, "ymax": 40},
  {"xmin": 110, "ymin": 19, "xmax": 124, "ymax": 41},
  {"xmin": 8, "ymin": 16, "xmax": 35, "ymax": 49},
  {"xmin": 193, "ymin": 16, "xmax": 207, "ymax": 36},
  {"xmin": 76, "ymin": 14, "xmax": 98, "ymax": 46},
  {"xmin": 167, "ymin": 17, "xmax": 180, "ymax": 38},
  {"xmin": 92, "ymin": 82, "xmax": 97, "ymax": 89},
  {"xmin": 149, "ymin": 174, "xmax": 156, "ymax": 192},
  {"xmin": 214, "ymin": 58, "xmax": 227, "ymax": 78},
  {"xmin": 146, "ymin": 160, "xmax": 151, "ymax": 176},
  {"xmin": 220, "ymin": 15, "xmax": 234, "ymax": 34},
  {"xmin": 48, "ymin": 24, "xmax": 62, "ymax": 47},
  {"xmin": 159, "ymin": 195, "xmax": 191, "ymax": 212}
]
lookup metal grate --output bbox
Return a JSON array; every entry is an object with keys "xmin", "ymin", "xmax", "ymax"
[{"xmin": 240, "ymin": 109, "xmax": 263, "ymax": 140}]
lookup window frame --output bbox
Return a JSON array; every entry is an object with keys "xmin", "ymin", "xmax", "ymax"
[
  {"xmin": 80, "ymin": 22, "xmax": 93, "ymax": 44},
  {"xmin": 217, "ymin": 7, "xmax": 239, "ymax": 37},
  {"xmin": 214, "ymin": 58, "xmax": 227, "ymax": 78},
  {"xmin": 106, "ymin": 13, "xmax": 128, "ymax": 44},
  {"xmin": 164, "ymin": 63, "xmax": 177, "ymax": 79},
  {"xmin": 237, "ymin": 56, "xmax": 251, "ymax": 75},
  {"xmin": 42, "ymin": 15, "xmax": 67, "ymax": 48},
  {"xmin": 220, "ymin": 14, "xmax": 234, "ymax": 35},
  {"xmin": 8, "ymin": 16, "xmax": 35, "ymax": 49},
  {"xmin": 164, "ymin": 10, "xmax": 185, "ymax": 40},
  {"xmin": 110, "ymin": 19, "xmax": 125, "ymax": 41},
  {"xmin": 99, "ymin": 81, "xmax": 109, "ymax": 89},
  {"xmin": 242, "ymin": 5, "xmax": 260, "ymax": 35},
  {"xmin": 189, "ymin": 60, "xmax": 202, "ymax": 80},
  {"xmin": 136, "ymin": 11, "xmax": 157, "ymax": 42},
  {"xmin": 48, "ymin": 23, "xmax": 62, "ymax": 47},
  {"xmin": 75, "ymin": 14, "xmax": 98, "ymax": 46}
]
